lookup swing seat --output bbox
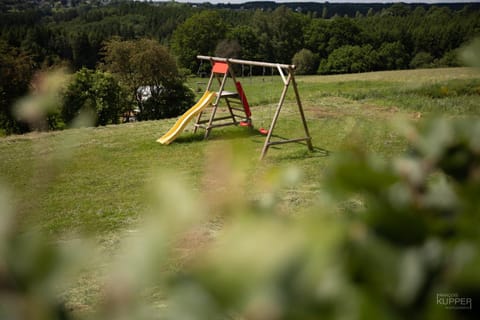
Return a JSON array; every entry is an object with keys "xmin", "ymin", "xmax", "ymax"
[
  {"xmin": 239, "ymin": 118, "xmax": 252, "ymax": 127},
  {"xmin": 259, "ymin": 128, "xmax": 269, "ymax": 135},
  {"xmin": 239, "ymin": 121, "xmax": 252, "ymax": 127}
]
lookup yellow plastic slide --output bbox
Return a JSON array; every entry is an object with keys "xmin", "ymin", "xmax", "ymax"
[{"xmin": 157, "ymin": 91, "xmax": 215, "ymax": 145}]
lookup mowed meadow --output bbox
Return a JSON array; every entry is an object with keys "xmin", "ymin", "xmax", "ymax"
[
  {"xmin": 1, "ymin": 67, "xmax": 480, "ymax": 316},
  {"xmin": 1, "ymin": 67, "xmax": 479, "ymax": 234}
]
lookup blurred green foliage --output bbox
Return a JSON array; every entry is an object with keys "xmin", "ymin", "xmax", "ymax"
[
  {"xmin": 2, "ymin": 114, "xmax": 480, "ymax": 319},
  {"xmin": 155, "ymin": 117, "xmax": 480, "ymax": 320},
  {"xmin": 2, "ymin": 38, "xmax": 480, "ymax": 320}
]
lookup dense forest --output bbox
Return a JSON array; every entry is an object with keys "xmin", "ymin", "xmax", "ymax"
[{"xmin": 1, "ymin": 0, "xmax": 480, "ymax": 134}]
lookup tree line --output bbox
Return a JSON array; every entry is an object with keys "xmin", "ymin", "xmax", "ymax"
[
  {"xmin": 1, "ymin": 0, "xmax": 479, "ymax": 134},
  {"xmin": 172, "ymin": 3, "xmax": 479, "ymax": 74}
]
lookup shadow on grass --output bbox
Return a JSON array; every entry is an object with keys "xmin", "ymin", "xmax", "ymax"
[
  {"xmin": 171, "ymin": 128, "xmax": 331, "ymax": 160},
  {"xmin": 268, "ymin": 145, "xmax": 331, "ymax": 161},
  {"xmin": 174, "ymin": 126, "xmax": 258, "ymax": 144},
  {"xmin": 174, "ymin": 133, "xmax": 206, "ymax": 144},
  {"xmin": 311, "ymin": 146, "xmax": 331, "ymax": 157},
  {"xmin": 260, "ymin": 133, "xmax": 332, "ymax": 159}
]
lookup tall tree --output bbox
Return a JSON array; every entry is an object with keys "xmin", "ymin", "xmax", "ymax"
[
  {"xmin": 0, "ymin": 41, "xmax": 34, "ymax": 134},
  {"xmin": 70, "ymin": 32, "xmax": 96, "ymax": 69},
  {"xmin": 171, "ymin": 10, "xmax": 226, "ymax": 71},
  {"xmin": 101, "ymin": 38, "xmax": 194, "ymax": 120},
  {"xmin": 326, "ymin": 17, "xmax": 366, "ymax": 54},
  {"xmin": 227, "ymin": 25, "xmax": 259, "ymax": 61},
  {"xmin": 268, "ymin": 6, "xmax": 306, "ymax": 64},
  {"xmin": 304, "ymin": 19, "xmax": 330, "ymax": 59},
  {"xmin": 377, "ymin": 41, "xmax": 409, "ymax": 70}
]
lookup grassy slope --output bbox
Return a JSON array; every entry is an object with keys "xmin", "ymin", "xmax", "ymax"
[
  {"xmin": 1, "ymin": 67, "xmax": 479, "ymax": 236},
  {"xmin": 1, "ymin": 67, "xmax": 479, "ymax": 313}
]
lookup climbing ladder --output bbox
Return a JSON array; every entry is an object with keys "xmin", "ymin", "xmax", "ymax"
[{"xmin": 193, "ymin": 60, "xmax": 252, "ymax": 138}]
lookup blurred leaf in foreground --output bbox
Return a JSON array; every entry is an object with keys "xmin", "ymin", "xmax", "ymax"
[{"xmin": 460, "ymin": 37, "xmax": 480, "ymax": 68}]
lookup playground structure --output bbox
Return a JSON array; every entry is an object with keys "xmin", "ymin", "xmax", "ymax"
[{"xmin": 157, "ymin": 55, "xmax": 313, "ymax": 159}]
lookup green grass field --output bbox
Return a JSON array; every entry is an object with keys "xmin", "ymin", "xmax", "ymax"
[
  {"xmin": 2, "ymin": 67, "xmax": 480, "ymax": 234},
  {"xmin": 1, "ymin": 67, "xmax": 479, "ymax": 314}
]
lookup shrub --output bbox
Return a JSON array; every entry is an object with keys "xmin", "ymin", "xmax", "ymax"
[
  {"xmin": 410, "ymin": 51, "xmax": 434, "ymax": 69},
  {"xmin": 292, "ymin": 49, "xmax": 319, "ymax": 75},
  {"xmin": 319, "ymin": 45, "xmax": 378, "ymax": 74},
  {"xmin": 436, "ymin": 49, "xmax": 461, "ymax": 67},
  {"xmin": 62, "ymin": 68, "xmax": 125, "ymax": 126}
]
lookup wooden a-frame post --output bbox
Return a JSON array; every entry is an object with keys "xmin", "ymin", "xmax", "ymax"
[{"xmin": 197, "ymin": 55, "xmax": 313, "ymax": 160}]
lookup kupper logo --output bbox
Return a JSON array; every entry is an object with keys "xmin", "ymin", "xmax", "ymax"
[{"xmin": 436, "ymin": 293, "xmax": 472, "ymax": 310}]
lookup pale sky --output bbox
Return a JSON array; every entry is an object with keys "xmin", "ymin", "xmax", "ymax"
[{"xmin": 148, "ymin": 0, "xmax": 478, "ymax": 3}]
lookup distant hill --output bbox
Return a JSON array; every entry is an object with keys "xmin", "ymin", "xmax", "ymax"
[
  {"xmin": 2, "ymin": 1, "xmax": 479, "ymax": 16},
  {"xmin": 205, "ymin": 1, "xmax": 480, "ymax": 18}
]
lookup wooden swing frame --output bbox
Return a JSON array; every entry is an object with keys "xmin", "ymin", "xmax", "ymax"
[{"xmin": 196, "ymin": 55, "xmax": 313, "ymax": 160}]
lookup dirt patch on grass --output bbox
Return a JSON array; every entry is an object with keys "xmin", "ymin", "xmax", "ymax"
[
  {"xmin": 306, "ymin": 101, "xmax": 421, "ymax": 121},
  {"xmin": 361, "ymin": 104, "xmax": 400, "ymax": 117},
  {"xmin": 307, "ymin": 103, "xmax": 399, "ymax": 118}
]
